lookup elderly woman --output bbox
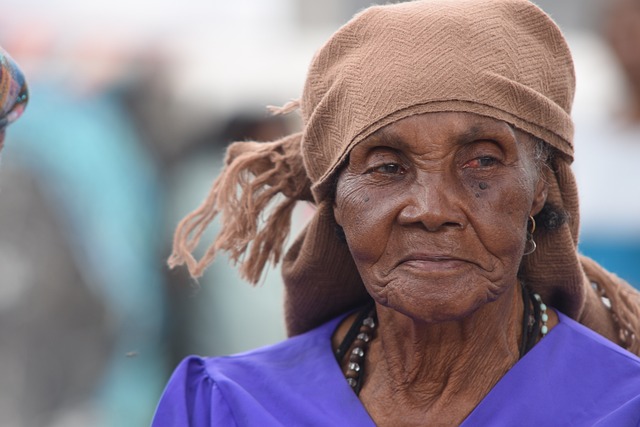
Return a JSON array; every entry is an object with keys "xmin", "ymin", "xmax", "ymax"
[
  {"xmin": 154, "ymin": 0, "xmax": 640, "ymax": 425},
  {"xmin": 0, "ymin": 49, "xmax": 28, "ymax": 151}
]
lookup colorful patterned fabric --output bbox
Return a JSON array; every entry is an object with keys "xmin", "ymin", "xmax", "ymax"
[{"xmin": 0, "ymin": 48, "xmax": 28, "ymax": 131}]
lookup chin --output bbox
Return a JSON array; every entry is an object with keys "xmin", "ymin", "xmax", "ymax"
[{"xmin": 374, "ymin": 281, "xmax": 497, "ymax": 324}]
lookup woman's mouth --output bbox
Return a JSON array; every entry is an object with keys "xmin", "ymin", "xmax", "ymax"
[{"xmin": 399, "ymin": 255, "xmax": 471, "ymax": 273}]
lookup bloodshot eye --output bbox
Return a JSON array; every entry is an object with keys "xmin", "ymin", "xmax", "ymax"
[{"xmin": 463, "ymin": 156, "xmax": 498, "ymax": 169}]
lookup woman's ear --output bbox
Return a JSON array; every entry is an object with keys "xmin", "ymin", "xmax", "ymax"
[
  {"xmin": 333, "ymin": 199, "xmax": 343, "ymax": 227},
  {"xmin": 530, "ymin": 171, "xmax": 549, "ymax": 217},
  {"xmin": 332, "ymin": 170, "xmax": 346, "ymax": 227},
  {"xmin": 332, "ymin": 196, "xmax": 349, "ymax": 244}
]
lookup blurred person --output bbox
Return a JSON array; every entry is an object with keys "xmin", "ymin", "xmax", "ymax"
[
  {"xmin": 0, "ymin": 38, "xmax": 166, "ymax": 426},
  {"xmin": 154, "ymin": 1, "xmax": 640, "ymax": 425},
  {"xmin": 572, "ymin": 0, "xmax": 640, "ymax": 287},
  {"xmin": 0, "ymin": 49, "xmax": 110, "ymax": 427}
]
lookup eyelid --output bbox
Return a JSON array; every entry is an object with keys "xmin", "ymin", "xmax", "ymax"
[
  {"xmin": 364, "ymin": 146, "xmax": 402, "ymax": 164},
  {"xmin": 368, "ymin": 163, "xmax": 404, "ymax": 174},
  {"xmin": 461, "ymin": 139, "xmax": 504, "ymax": 157},
  {"xmin": 365, "ymin": 159, "xmax": 402, "ymax": 172},
  {"xmin": 362, "ymin": 147, "xmax": 407, "ymax": 176}
]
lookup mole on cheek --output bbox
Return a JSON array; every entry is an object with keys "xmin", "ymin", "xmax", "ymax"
[
  {"xmin": 364, "ymin": 197, "xmax": 370, "ymax": 203},
  {"xmin": 479, "ymin": 182, "xmax": 489, "ymax": 190}
]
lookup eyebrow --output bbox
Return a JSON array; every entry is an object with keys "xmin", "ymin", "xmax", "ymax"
[
  {"xmin": 456, "ymin": 122, "xmax": 517, "ymax": 145},
  {"xmin": 363, "ymin": 126, "xmax": 401, "ymax": 147}
]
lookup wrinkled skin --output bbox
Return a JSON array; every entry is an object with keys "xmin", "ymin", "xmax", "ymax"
[
  {"xmin": 334, "ymin": 111, "xmax": 548, "ymax": 323},
  {"xmin": 333, "ymin": 112, "xmax": 550, "ymax": 425}
]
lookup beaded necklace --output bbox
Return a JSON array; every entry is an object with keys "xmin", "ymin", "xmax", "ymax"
[
  {"xmin": 335, "ymin": 285, "xmax": 548, "ymax": 396},
  {"xmin": 334, "ymin": 303, "xmax": 377, "ymax": 395}
]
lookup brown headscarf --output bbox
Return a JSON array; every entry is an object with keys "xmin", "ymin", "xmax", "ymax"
[{"xmin": 170, "ymin": 0, "xmax": 640, "ymax": 354}]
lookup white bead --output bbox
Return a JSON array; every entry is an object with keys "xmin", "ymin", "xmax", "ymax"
[
  {"xmin": 541, "ymin": 325, "xmax": 548, "ymax": 335},
  {"xmin": 542, "ymin": 313, "xmax": 549, "ymax": 322},
  {"xmin": 357, "ymin": 333, "xmax": 370, "ymax": 342},
  {"xmin": 540, "ymin": 303, "xmax": 547, "ymax": 311}
]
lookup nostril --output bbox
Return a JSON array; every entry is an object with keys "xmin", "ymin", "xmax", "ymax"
[
  {"xmin": 443, "ymin": 221, "xmax": 464, "ymax": 229},
  {"xmin": 397, "ymin": 194, "xmax": 466, "ymax": 231},
  {"xmin": 422, "ymin": 219, "xmax": 465, "ymax": 232}
]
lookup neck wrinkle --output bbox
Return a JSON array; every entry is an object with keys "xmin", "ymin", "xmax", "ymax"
[{"xmin": 362, "ymin": 284, "xmax": 523, "ymax": 425}]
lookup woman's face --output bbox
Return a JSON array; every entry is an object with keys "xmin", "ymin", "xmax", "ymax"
[{"xmin": 333, "ymin": 112, "xmax": 547, "ymax": 322}]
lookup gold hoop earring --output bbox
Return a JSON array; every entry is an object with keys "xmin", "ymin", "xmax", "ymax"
[{"xmin": 523, "ymin": 216, "xmax": 537, "ymax": 256}]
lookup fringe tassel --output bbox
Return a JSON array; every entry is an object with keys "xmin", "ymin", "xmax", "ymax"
[
  {"xmin": 267, "ymin": 99, "xmax": 300, "ymax": 116},
  {"xmin": 581, "ymin": 255, "xmax": 640, "ymax": 354},
  {"xmin": 168, "ymin": 132, "xmax": 311, "ymax": 284}
]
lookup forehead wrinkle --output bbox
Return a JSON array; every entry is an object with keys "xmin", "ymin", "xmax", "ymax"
[
  {"xmin": 361, "ymin": 124, "xmax": 409, "ymax": 150},
  {"xmin": 355, "ymin": 114, "xmax": 519, "ymax": 158},
  {"xmin": 358, "ymin": 121, "xmax": 435, "ymax": 158}
]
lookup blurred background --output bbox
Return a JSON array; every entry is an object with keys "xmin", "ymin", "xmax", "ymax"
[{"xmin": 0, "ymin": 0, "xmax": 638, "ymax": 425}]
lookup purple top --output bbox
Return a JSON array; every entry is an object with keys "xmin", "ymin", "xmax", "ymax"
[{"xmin": 153, "ymin": 312, "xmax": 640, "ymax": 426}]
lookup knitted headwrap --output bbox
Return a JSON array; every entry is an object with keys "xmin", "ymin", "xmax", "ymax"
[
  {"xmin": 0, "ymin": 48, "xmax": 28, "ymax": 137},
  {"xmin": 170, "ymin": 0, "xmax": 640, "ymax": 353}
]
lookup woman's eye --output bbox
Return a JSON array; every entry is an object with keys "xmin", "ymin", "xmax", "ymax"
[
  {"xmin": 373, "ymin": 163, "xmax": 404, "ymax": 174},
  {"xmin": 463, "ymin": 156, "xmax": 498, "ymax": 169}
]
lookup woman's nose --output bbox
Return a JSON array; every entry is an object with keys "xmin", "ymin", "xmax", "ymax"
[{"xmin": 397, "ymin": 179, "xmax": 466, "ymax": 231}]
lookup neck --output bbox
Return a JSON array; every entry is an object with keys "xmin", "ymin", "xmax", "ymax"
[{"xmin": 361, "ymin": 284, "xmax": 523, "ymax": 426}]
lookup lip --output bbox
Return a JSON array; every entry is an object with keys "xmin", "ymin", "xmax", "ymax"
[{"xmin": 398, "ymin": 254, "xmax": 472, "ymax": 272}]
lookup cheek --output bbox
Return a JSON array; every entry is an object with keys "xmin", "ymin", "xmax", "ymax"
[
  {"xmin": 466, "ymin": 177, "xmax": 532, "ymax": 259},
  {"xmin": 335, "ymin": 179, "xmax": 400, "ymax": 265}
]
